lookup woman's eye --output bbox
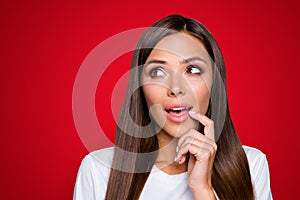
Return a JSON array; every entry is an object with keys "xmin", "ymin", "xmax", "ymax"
[
  {"xmin": 186, "ymin": 65, "xmax": 202, "ymax": 75},
  {"xmin": 150, "ymin": 67, "xmax": 166, "ymax": 78}
]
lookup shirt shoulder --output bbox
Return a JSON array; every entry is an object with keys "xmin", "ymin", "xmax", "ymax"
[
  {"xmin": 73, "ymin": 147, "xmax": 114, "ymax": 200},
  {"xmin": 242, "ymin": 145, "xmax": 273, "ymax": 200},
  {"xmin": 88, "ymin": 147, "xmax": 114, "ymax": 166},
  {"xmin": 243, "ymin": 145, "xmax": 266, "ymax": 165}
]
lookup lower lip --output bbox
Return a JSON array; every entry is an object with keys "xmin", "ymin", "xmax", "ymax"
[{"xmin": 165, "ymin": 110, "xmax": 189, "ymax": 123}]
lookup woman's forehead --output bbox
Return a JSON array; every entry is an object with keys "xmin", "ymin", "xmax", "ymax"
[{"xmin": 148, "ymin": 32, "xmax": 211, "ymax": 62}]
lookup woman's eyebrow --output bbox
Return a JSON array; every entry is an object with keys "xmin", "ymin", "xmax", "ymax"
[
  {"xmin": 144, "ymin": 59, "xmax": 167, "ymax": 68},
  {"xmin": 180, "ymin": 56, "xmax": 208, "ymax": 64},
  {"xmin": 144, "ymin": 57, "xmax": 207, "ymax": 68}
]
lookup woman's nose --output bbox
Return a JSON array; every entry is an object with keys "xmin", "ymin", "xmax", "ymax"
[{"xmin": 167, "ymin": 73, "xmax": 186, "ymax": 97}]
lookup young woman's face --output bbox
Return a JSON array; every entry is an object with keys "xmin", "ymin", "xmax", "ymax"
[{"xmin": 142, "ymin": 32, "xmax": 213, "ymax": 138}]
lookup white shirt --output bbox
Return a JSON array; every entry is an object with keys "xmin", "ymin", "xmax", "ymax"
[{"xmin": 73, "ymin": 146, "xmax": 272, "ymax": 200}]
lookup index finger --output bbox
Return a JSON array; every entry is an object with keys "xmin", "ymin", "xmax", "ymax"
[{"xmin": 188, "ymin": 111, "xmax": 215, "ymax": 141}]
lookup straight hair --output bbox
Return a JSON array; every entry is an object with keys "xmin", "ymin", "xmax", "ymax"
[{"xmin": 105, "ymin": 14, "xmax": 254, "ymax": 200}]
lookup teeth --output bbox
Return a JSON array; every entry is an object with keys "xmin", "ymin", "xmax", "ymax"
[
  {"xmin": 171, "ymin": 107, "xmax": 186, "ymax": 111},
  {"xmin": 166, "ymin": 107, "xmax": 191, "ymax": 112},
  {"xmin": 165, "ymin": 106, "xmax": 192, "ymax": 113}
]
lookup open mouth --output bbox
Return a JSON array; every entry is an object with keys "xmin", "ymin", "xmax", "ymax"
[
  {"xmin": 164, "ymin": 103, "xmax": 193, "ymax": 123},
  {"xmin": 165, "ymin": 107, "xmax": 192, "ymax": 114},
  {"xmin": 165, "ymin": 104, "xmax": 193, "ymax": 123}
]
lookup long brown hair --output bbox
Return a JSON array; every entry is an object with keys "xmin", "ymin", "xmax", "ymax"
[{"xmin": 105, "ymin": 15, "xmax": 254, "ymax": 200}]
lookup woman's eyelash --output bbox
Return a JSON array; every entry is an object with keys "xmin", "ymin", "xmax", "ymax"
[
  {"xmin": 186, "ymin": 65, "xmax": 202, "ymax": 74},
  {"xmin": 149, "ymin": 67, "xmax": 166, "ymax": 78},
  {"xmin": 148, "ymin": 65, "xmax": 202, "ymax": 78}
]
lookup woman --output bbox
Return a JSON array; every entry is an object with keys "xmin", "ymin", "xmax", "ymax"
[{"xmin": 74, "ymin": 15, "xmax": 272, "ymax": 200}]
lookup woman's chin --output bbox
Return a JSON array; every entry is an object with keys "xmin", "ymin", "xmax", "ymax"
[{"xmin": 157, "ymin": 118, "xmax": 199, "ymax": 138}]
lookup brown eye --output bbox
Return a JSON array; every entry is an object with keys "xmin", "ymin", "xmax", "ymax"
[
  {"xmin": 186, "ymin": 65, "xmax": 202, "ymax": 75},
  {"xmin": 150, "ymin": 67, "xmax": 166, "ymax": 78}
]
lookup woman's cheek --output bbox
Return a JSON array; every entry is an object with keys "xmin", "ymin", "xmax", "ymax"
[
  {"xmin": 194, "ymin": 85, "xmax": 210, "ymax": 115},
  {"xmin": 199, "ymin": 93, "xmax": 210, "ymax": 115},
  {"xmin": 148, "ymin": 104, "xmax": 167, "ymax": 129},
  {"xmin": 143, "ymin": 85, "xmax": 164, "ymax": 107}
]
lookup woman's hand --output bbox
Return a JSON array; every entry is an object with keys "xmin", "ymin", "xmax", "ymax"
[{"xmin": 175, "ymin": 111, "xmax": 217, "ymax": 200}]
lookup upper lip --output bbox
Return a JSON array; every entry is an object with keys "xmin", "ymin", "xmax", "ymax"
[{"xmin": 165, "ymin": 103, "xmax": 193, "ymax": 112}]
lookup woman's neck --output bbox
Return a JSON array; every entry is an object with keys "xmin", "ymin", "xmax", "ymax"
[{"xmin": 155, "ymin": 131, "xmax": 187, "ymax": 175}]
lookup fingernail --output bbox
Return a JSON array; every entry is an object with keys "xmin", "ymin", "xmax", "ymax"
[
  {"xmin": 189, "ymin": 110, "xmax": 197, "ymax": 115},
  {"xmin": 176, "ymin": 146, "xmax": 179, "ymax": 153},
  {"xmin": 174, "ymin": 154, "xmax": 181, "ymax": 162},
  {"xmin": 174, "ymin": 155, "xmax": 179, "ymax": 162}
]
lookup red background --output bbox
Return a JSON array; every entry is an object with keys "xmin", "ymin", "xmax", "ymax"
[{"xmin": 1, "ymin": 0, "xmax": 299, "ymax": 199}]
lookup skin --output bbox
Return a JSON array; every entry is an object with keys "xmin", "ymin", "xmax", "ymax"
[{"xmin": 142, "ymin": 32, "xmax": 217, "ymax": 199}]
